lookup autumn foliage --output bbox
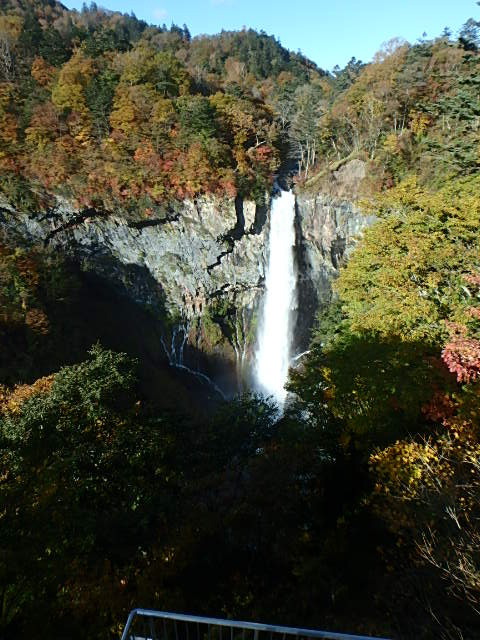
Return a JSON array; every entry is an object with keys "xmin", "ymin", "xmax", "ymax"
[{"xmin": 0, "ymin": 2, "xmax": 333, "ymax": 213}]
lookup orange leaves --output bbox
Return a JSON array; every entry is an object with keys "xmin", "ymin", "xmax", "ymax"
[
  {"xmin": 465, "ymin": 273, "xmax": 480, "ymax": 287},
  {"xmin": 0, "ymin": 375, "xmax": 54, "ymax": 416},
  {"xmin": 133, "ymin": 142, "xmax": 161, "ymax": 170},
  {"xmin": 0, "ymin": 82, "xmax": 17, "ymax": 145},
  {"xmin": 25, "ymin": 136, "xmax": 75, "ymax": 188},
  {"xmin": 0, "ymin": 28, "xmax": 280, "ymax": 209},
  {"xmin": 217, "ymin": 171, "xmax": 237, "ymax": 198},
  {"xmin": 31, "ymin": 57, "xmax": 56, "ymax": 88},
  {"xmin": 129, "ymin": 142, "xmax": 238, "ymax": 202},
  {"xmin": 25, "ymin": 308, "xmax": 50, "ymax": 335},
  {"xmin": 25, "ymin": 102, "xmax": 59, "ymax": 150},
  {"xmin": 0, "ymin": 111, "xmax": 17, "ymax": 144},
  {"xmin": 165, "ymin": 143, "xmax": 235, "ymax": 200},
  {"xmin": 250, "ymin": 143, "xmax": 277, "ymax": 172}
]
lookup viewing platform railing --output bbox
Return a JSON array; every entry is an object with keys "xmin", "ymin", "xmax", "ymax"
[{"xmin": 120, "ymin": 609, "xmax": 391, "ymax": 640}]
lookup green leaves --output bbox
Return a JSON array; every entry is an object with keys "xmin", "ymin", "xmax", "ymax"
[{"xmin": 337, "ymin": 177, "xmax": 480, "ymax": 343}]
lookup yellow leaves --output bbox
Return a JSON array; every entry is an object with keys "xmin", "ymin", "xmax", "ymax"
[
  {"xmin": 151, "ymin": 98, "xmax": 175, "ymax": 125},
  {"xmin": 52, "ymin": 80, "xmax": 87, "ymax": 114},
  {"xmin": 360, "ymin": 92, "xmax": 384, "ymax": 118},
  {"xmin": 0, "ymin": 82, "xmax": 14, "ymax": 109},
  {"xmin": 65, "ymin": 111, "xmax": 92, "ymax": 146},
  {"xmin": 58, "ymin": 51, "xmax": 94, "ymax": 88},
  {"xmin": 409, "ymin": 111, "xmax": 431, "ymax": 137},
  {"xmin": 73, "ymin": 127, "xmax": 92, "ymax": 146},
  {"xmin": 383, "ymin": 132, "xmax": 400, "ymax": 154},
  {"xmin": 109, "ymin": 94, "xmax": 136, "ymax": 133},
  {"xmin": 148, "ymin": 182, "xmax": 166, "ymax": 200},
  {"xmin": 0, "ymin": 15, "xmax": 23, "ymax": 41},
  {"xmin": 370, "ymin": 438, "xmax": 443, "ymax": 525},
  {"xmin": 51, "ymin": 51, "xmax": 94, "ymax": 120},
  {"xmin": 110, "ymin": 84, "xmax": 156, "ymax": 135},
  {"xmin": 0, "ymin": 82, "xmax": 17, "ymax": 145},
  {"xmin": 114, "ymin": 45, "xmax": 191, "ymax": 97},
  {"xmin": 370, "ymin": 409, "xmax": 480, "ymax": 538},
  {"xmin": 337, "ymin": 176, "xmax": 480, "ymax": 343},
  {"xmin": 373, "ymin": 174, "xmax": 422, "ymax": 211},
  {"xmin": 0, "ymin": 375, "xmax": 54, "ymax": 416},
  {"xmin": 114, "ymin": 44, "xmax": 159, "ymax": 86},
  {"xmin": 209, "ymin": 92, "xmax": 255, "ymax": 142}
]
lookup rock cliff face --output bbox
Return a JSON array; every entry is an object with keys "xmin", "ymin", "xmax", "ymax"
[
  {"xmin": 0, "ymin": 195, "xmax": 268, "ymax": 394},
  {"xmin": 294, "ymin": 192, "xmax": 375, "ymax": 351},
  {"xmin": 0, "ymin": 160, "xmax": 374, "ymax": 393},
  {"xmin": 292, "ymin": 158, "xmax": 375, "ymax": 352}
]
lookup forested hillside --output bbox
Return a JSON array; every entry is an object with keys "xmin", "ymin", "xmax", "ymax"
[
  {"xmin": 289, "ymin": 11, "xmax": 480, "ymax": 640},
  {"xmin": 1, "ymin": 1, "xmax": 480, "ymax": 639},
  {"xmin": 0, "ymin": 0, "xmax": 326, "ymax": 212}
]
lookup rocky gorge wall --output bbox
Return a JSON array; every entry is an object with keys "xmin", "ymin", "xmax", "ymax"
[
  {"xmin": 0, "ymin": 160, "xmax": 374, "ymax": 395},
  {"xmin": 0, "ymin": 195, "xmax": 268, "ymax": 394},
  {"xmin": 294, "ymin": 192, "xmax": 375, "ymax": 353}
]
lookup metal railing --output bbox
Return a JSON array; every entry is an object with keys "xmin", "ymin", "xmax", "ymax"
[{"xmin": 120, "ymin": 609, "xmax": 391, "ymax": 640}]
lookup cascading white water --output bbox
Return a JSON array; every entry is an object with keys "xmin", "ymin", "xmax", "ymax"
[{"xmin": 255, "ymin": 189, "xmax": 297, "ymax": 404}]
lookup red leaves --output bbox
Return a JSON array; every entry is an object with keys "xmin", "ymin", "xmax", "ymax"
[
  {"xmin": 442, "ymin": 335, "xmax": 480, "ymax": 383},
  {"xmin": 422, "ymin": 391, "xmax": 456, "ymax": 422},
  {"xmin": 439, "ymin": 273, "xmax": 480, "ymax": 384},
  {"xmin": 219, "ymin": 176, "xmax": 237, "ymax": 198},
  {"xmin": 133, "ymin": 143, "xmax": 162, "ymax": 170}
]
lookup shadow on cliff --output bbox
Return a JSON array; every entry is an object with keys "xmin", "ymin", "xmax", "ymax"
[{"xmin": 0, "ymin": 259, "xmax": 229, "ymax": 413}]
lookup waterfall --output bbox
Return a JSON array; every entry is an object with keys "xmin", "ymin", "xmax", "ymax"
[
  {"xmin": 161, "ymin": 323, "xmax": 226, "ymax": 399},
  {"xmin": 255, "ymin": 189, "xmax": 297, "ymax": 404}
]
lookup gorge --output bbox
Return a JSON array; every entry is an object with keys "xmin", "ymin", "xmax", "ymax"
[
  {"xmin": 2, "ymin": 3, "xmax": 480, "ymax": 637},
  {"xmin": 0, "ymin": 159, "xmax": 372, "ymax": 401}
]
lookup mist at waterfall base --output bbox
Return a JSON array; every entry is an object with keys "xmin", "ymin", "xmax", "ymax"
[{"xmin": 255, "ymin": 189, "xmax": 297, "ymax": 404}]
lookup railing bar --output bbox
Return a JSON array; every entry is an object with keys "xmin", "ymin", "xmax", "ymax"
[
  {"xmin": 231, "ymin": 625, "xmax": 234, "ymax": 640},
  {"xmin": 208, "ymin": 623, "xmax": 211, "ymax": 640},
  {"xmin": 187, "ymin": 621, "xmax": 190, "ymax": 640},
  {"xmin": 175, "ymin": 620, "xmax": 179, "ymax": 640},
  {"xmin": 220, "ymin": 625, "xmax": 223, "ymax": 640},
  {"xmin": 120, "ymin": 610, "xmax": 138, "ymax": 640},
  {"xmin": 122, "ymin": 610, "xmax": 391, "ymax": 640},
  {"xmin": 164, "ymin": 619, "xmax": 169, "ymax": 640}
]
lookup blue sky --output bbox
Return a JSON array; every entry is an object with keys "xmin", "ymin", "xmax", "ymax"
[{"xmin": 63, "ymin": 0, "xmax": 479, "ymax": 71}]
